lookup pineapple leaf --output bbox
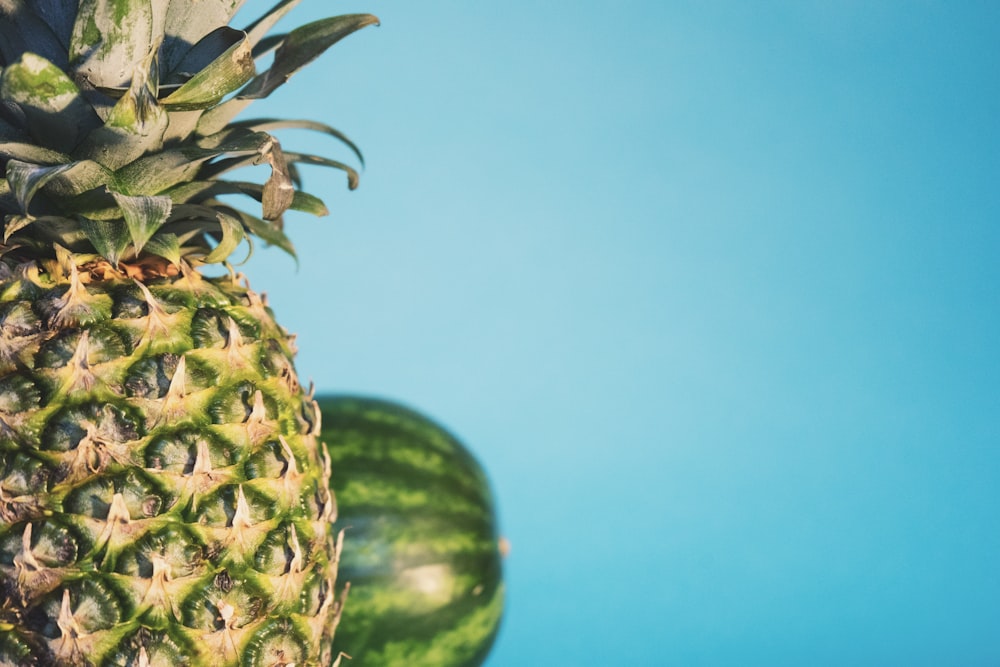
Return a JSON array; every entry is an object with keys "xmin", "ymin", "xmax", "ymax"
[
  {"xmin": 284, "ymin": 152, "xmax": 360, "ymax": 190},
  {"xmin": 160, "ymin": 31, "xmax": 255, "ymax": 111},
  {"xmin": 261, "ymin": 137, "xmax": 293, "ymax": 220},
  {"xmin": 30, "ymin": 0, "xmax": 78, "ymax": 49},
  {"xmin": 0, "ymin": 115, "xmax": 29, "ymax": 142},
  {"xmin": 80, "ymin": 215, "xmax": 131, "ymax": 265},
  {"xmin": 0, "ymin": 52, "xmax": 101, "ymax": 150},
  {"xmin": 0, "ymin": 2, "xmax": 68, "ymax": 69},
  {"xmin": 3, "ymin": 213, "xmax": 36, "ymax": 242},
  {"xmin": 4, "ymin": 159, "xmax": 74, "ymax": 212},
  {"xmin": 228, "ymin": 206, "xmax": 297, "ymax": 258},
  {"xmin": 0, "ymin": 142, "xmax": 72, "ymax": 165},
  {"xmin": 113, "ymin": 147, "xmax": 214, "ymax": 195},
  {"xmin": 37, "ymin": 160, "xmax": 113, "ymax": 200},
  {"xmin": 290, "ymin": 190, "xmax": 328, "ymax": 216},
  {"xmin": 199, "ymin": 13, "xmax": 378, "ymax": 133},
  {"xmin": 203, "ymin": 209, "xmax": 244, "ymax": 263},
  {"xmin": 114, "ymin": 128, "xmax": 270, "ymax": 195},
  {"xmin": 250, "ymin": 33, "xmax": 284, "ymax": 59},
  {"xmin": 227, "ymin": 118, "xmax": 364, "ymax": 166},
  {"xmin": 76, "ymin": 48, "xmax": 167, "ymax": 169},
  {"xmin": 69, "ymin": 0, "xmax": 157, "ymax": 89},
  {"xmin": 238, "ymin": 14, "xmax": 380, "ymax": 101},
  {"xmin": 244, "ymin": 0, "xmax": 302, "ymax": 50},
  {"xmin": 111, "ymin": 191, "xmax": 172, "ymax": 254},
  {"xmin": 162, "ymin": 0, "xmax": 246, "ymax": 73},
  {"xmin": 142, "ymin": 231, "xmax": 181, "ymax": 264},
  {"xmin": 225, "ymin": 181, "xmax": 329, "ymax": 217}
]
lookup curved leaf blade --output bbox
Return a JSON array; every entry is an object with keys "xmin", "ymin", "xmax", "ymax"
[
  {"xmin": 284, "ymin": 152, "xmax": 360, "ymax": 190},
  {"xmin": 227, "ymin": 118, "xmax": 364, "ymax": 166},
  {"xmin": 203, "ymin": 209, "xmax": 244, "ymax": 263},
  {"xmin": 0, "ymin": 52, "xmax": 101, "ymax": 150},
  {"xmin": 162, "ymin": 0, "xmax": 246, "ymax": 73},
  {"xmin": 244, "ymin": 0, "xmax": 301, "ymax": 50},
  {"xmin": 80, "ymin": 215, "xmax": 130, "ymax": 265},
  {"xmin": 238, "ymin": 14, "xmax": 379, "ymax": 100},
  {"xmin": 0, "ymin": 142, "xmax": 71, "ymax": 165},
  {"xmin": 0, "ymin": 2, "xmax": 68, "ymax": 69},
  {"xmin": 143, "ymin": 231, "xmax": 181, "ymax": 264},
  {"xmin": 75, "ymin": 48, "xmax": 167, "ymax": 169},
  {"xmin": 160, "ymin": 33, "xmax": 255, "ymax": 111},
  {"xmin": 69, "ymin": 0, "xmax": 156, "ymax": 89},
  {"xmin": 4, "ymin": 159, "xmax": 74, "ymax": 212},
  {"xmin": 228, "ymin": 206, "xmax": 296, "ymax": 258},
  {"xmin": 111, "ymin": 190, "xmax": 172, "ymax": 254}
]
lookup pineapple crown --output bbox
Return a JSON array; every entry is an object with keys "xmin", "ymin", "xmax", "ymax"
[{"xmin": 0, "ymin": 0, "xmax": 377, "ymax": 277}]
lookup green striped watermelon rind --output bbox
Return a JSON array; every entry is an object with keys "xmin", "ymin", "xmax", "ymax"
[{"xmin": 318, "ymin": 395, "xmax": 505, "ymax": 667}]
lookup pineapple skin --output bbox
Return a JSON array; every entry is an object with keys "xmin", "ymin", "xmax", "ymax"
[{"xmin": 0, "ymin": 262, "xmax": 342, "ymax": 667}]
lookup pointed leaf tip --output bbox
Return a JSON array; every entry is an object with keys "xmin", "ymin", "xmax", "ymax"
[
  {"xmin": 111, "ymin": 191, "xmax": 172, "ymax": 255},
  {"xmin": 238, "ymin": 13, "xmax": 380, "ymax": 101}
]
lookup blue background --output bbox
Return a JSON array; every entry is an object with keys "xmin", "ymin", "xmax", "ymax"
[{"xmin": 234, "ymin": 2, "xmax": 999, "ymax": 664}]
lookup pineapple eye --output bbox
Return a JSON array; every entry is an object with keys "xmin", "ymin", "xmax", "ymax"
[
  {"xmin": 190, "ymin": 308, "xmax": 228, "ymax": 349},
  {"xmin": 244, "ymin": 439, "xmax": 290, "ymax": 480},
  {"xmin": 105, "ymin": 630, "xmax": 190, "ymax": 667},
  {"xmin": 39, "ymin": 402, "xmax": 143, "ymax": 454},
  {"xmin": 35, "ymin": 580, "xmax": 122, "ymax": 638},
  {"xmin": 209, "ymin": 381, "xmax": 277, "ymax": 425},
  {"xmin": 243, "ymin": 619, "xmax": 310, "ymax": 667},
  {"xmin": 143, "ymin": 429, "xmax": 238, "ymax": 473},
  {"xmin": 189, "ymin": 483, "xmax": 276, "ymax": 528},
  {"xmin": 0, "ymin": 301, "xmax": 42, "ymax": 337},
  {"xmin": 0, "ymin": 375, "xmax": 42, "ymax": 415},
  {"xmin": 178, "ymin": 575, "xmax": 267, "ymax": 632},
  {"xmin": 32, "ymin": 520, "xmax": 80, "ymax": 567},
  {"xmin": 124, "ymin": 354, "xmax": 180, "ymax": 399},
  {"xmin": 116, "ymin": 525, "xmax": 207, "ymax": 579}
]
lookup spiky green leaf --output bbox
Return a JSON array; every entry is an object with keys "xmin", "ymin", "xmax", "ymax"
[
  {"xmin": 69, "ymin": 0, "xmax": 156, "ymax": 89},
  {"xmin": 3, "ymin": 213, "xmax": 35, "ymax": 242},
  {"xmin": 243, "ymin": 0, "xmax": 301, "ymax": 50},
  {"xmin": 37, "ymin": 160, "xmax": 113, "ymax": 200},
  {"xmin": 284, "ymin": 152, "xmax": 360, "ymax": 190},
  {"xmin": 239, "ymin": 14, "xmax": 379, "ymax": 100},
  {"xmin": 0, "ymin": 115, "xmax": 29, "ymax": 142},
  {"xmin": 161, "ymin": 0, "xmax": 246, "ymax": 74},
  {"xmin": 0, "ymin": 52, "xmax": 100, "ymax": 150},
  {"xmin": 160, "ymin": 31, "xmax": 255, "ymax": 110},
  {"xmin": 80, "ymin": 215, "xmax": 131, "ymax": 265},
  {"xmin": 203, "ymin": 210, "xmax": 245, "ymax": 263},
  {"xmin": 228, "ymin": 206, "xmax": 296, "ymax": 258},
  {"xmin": 113, "ymin": 148, "xmax": 212, "ymax": 195},
  {"xmin": 3, "ymin": 159, "xmax": 74, "ymax": 212},
  {"xmin": 0, "ymin": 1, "xmax": 68, "ymax": 69},
  {"xmin": 0, "ymin": 142, "xmax": 70, "ymax": 165},
  {"xmin": 142, "ymin": 231, "xmax": 181, "ymax": 264},
  {"xmin": 227, "ymin": 118, "xmax": 364, "ymax": 166},
  {"xmin": 75, "ymin": 49, "xmax": 167, "ymax": 169},
  {"xmin": 110, "ymin": 191, "xmax": 171, "ymax": 254},
  {"xmin": 113, "ymin": 129, "xmax": 272, "ymax": 195},
  {"xmin": 199, "ymin": 13, "xmax": 378, "ymax": 133}
]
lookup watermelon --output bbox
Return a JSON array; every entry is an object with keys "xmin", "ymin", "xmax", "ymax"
[{"xmin": 318, "ymin": 395, "xmax": 506, "ymax": 666}]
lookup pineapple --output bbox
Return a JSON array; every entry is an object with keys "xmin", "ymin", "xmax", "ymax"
[{"xmin": 0, "ymin": 1, "xmax": 377, "ymax": 665}]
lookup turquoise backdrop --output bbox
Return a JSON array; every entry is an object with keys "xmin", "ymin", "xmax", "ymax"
[{"xmin": 235, "ymin": 2, "xmax": 1000, "ymax": 664}]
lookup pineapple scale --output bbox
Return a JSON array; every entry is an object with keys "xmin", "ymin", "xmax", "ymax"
[{"xmin": 0, "ymin": 264, "xmax": 343, "ymax": 667}]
